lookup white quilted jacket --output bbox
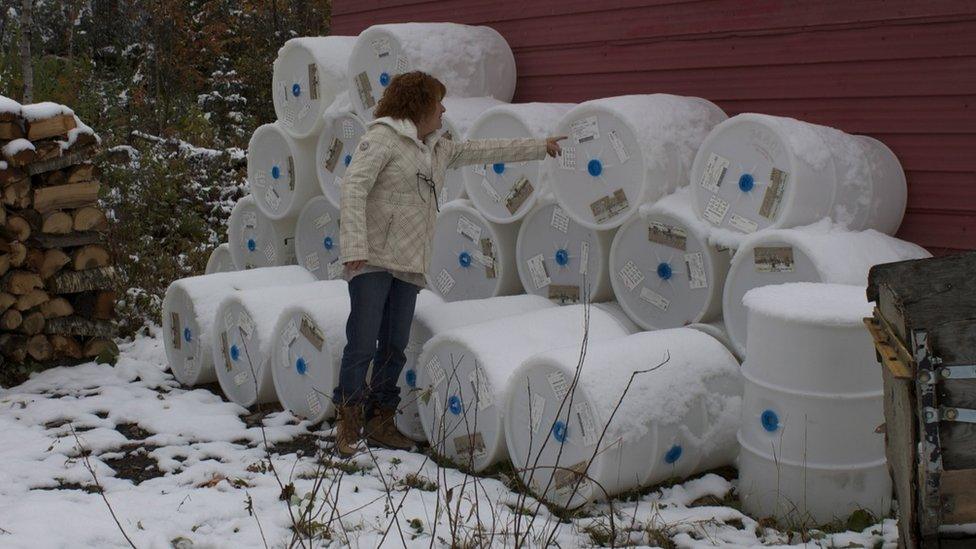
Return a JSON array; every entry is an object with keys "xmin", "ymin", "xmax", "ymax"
[{"xmin": 339, "ymin": 117, "xmax": 547, "ymax": 274}]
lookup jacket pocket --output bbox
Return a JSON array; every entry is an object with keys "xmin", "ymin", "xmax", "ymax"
[{"xmin": 365, "ymin": 198, "xmax": 396, "ymax": 255}]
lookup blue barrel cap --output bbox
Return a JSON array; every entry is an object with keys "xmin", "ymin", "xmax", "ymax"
[
  {"xmin": 657, "ymin": 262, "xmax": 673, "ymax": 280},
  {"xmin": 555, "ymin": 249, "xmax": 570, "ymax": 267},
  {"xmin": 344, "ymin": 154, "xmax": 352, "ymax": 167},
  {"xmin": 295, "ymin": 357, "xmax": 307, "ymax": 376},
  {"xmin": 405, "ymin": 369, "xmax": 417, "ymax": 388},
  {"xmin": 448, "ymin": 395, "xmax": 463, "ymax": 415},
  {"xmin": 552, "ymin": 420, "xmax": 568, "ymax": 443},
  {"xmin": 247, "ymin": 238, "xmax": 257, "ymax": 252},
  {"xmin": 738, "ymin": 173, "xmax": 755, "ymax": 193},
  {"xmin": 183, "ymin": 327, "xmax": 192, "ymax": 343},
  {"xmin": 458, "ymin": 251, "xmax": 472, "ymax": 268},
  {"xmin": 271, "ymin": 165, "xmax": 281, "ymax": 180},
  {"xmin": 323, "ymin": 236, "xmax": 334, "ymax": 250},
  {"xmin": 587, "ymin": 159, "xmax": 603, "ymax": 178},
  {"xmin": 379, "ymin": 72, "xmax": 390, "ymax": 87},
  {"xmin": 761, "ymin": 409, "xmax": 780, "ymax": 432},
  {"xmin": 492, "ymin": 162, "xmax": 506, "ymax": 175},
  {"xmin": 291, "ymin": 83, "xmax": 301, "ymax": 97},
  {"xmin": 230, "ymin": 344, "xmax": 240, "ymax": 362},
  {"xmin": 665, "ymin": 444, "xmax": 683, "ymax": 464}
]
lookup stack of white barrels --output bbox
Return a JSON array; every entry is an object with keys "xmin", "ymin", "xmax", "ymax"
[{"xmin": 162, "ymin": 21, "xmax": 934, "ymax": 522}]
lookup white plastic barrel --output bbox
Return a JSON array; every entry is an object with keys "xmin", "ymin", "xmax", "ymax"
[
  {"xmin": 505, "ymin": 328, "xmax": 742, "ymax": 509},
  {"xmin": 162, "ymin": 266, "xmax": 317, "ymax": 387},
  {"xmin": 212, "ymin": 281, "xmax": 344, "ymax": 407},
  {"xmin": 610, "ymin": 187, "xmax": 729, "ymax": 329},
  {"xmin": 686, "ymin": 320, "xmax": 742, "ymax": 363},
  {"xmin": 315, "ymin": 109, "xmax": 366, "ymax": 208},
  {"xmin": 247, "ymin": 122, "xmax": 320, "ymax": 220},
  {"xmin": 722, "ymin": 219, "xmax": 931, "ymax": 357},
  {"xmin": 272, "ymin": 36, "xmax": 357, "ymax": 139},
  {"xmin": 439, "ymin": 97, "xmax": 505, "ymax": 207},
  {"xmin": 462, "ymin": 103, "xmax": 574, "ymax": 224},
  {"xmin": 737, "ymin": 283, "xmax": 891, "ymax": 525},
  {"xmin": 549, "ymin": 95, "xmax": 727, "ymax": 230},
  {"xmin": 415, "ymin": 303, "xmax": 638, "ymax": 471},
  {"xmin": 348, "ymin": 23, "xmax": 516, "ymax": 120},
  {"xmin": 227, "ymin": 195, "xmax": 297, "ymax": 270},
  {"xmin": 397, "ymin": 294, "xmax": 553, "ymax": 441},
  {"xmin": 427, "ymin": 199, "xmax": 521, "ymax": 302},
  {"xmin": 271, "ymin": 287, "xmax": 350, "ymax": 423},
  {"xmin": 295, "ymin": 196, "xmax": 343, "ymax": 280},
  {"xmin": 690, "ymin": 113, "xmax": 907, "ymax": 238},
  {"xmin": 204, "ymin": 243, "xmax": 236, "ymax": 274},
  {"xmin": 516, "ymin": 196, "xmax": 614, "ymax": 304}
]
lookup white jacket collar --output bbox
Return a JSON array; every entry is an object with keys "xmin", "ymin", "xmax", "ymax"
[{"xmin": 370, "ymin": 116, "xmax": 442, "ymax": 148}]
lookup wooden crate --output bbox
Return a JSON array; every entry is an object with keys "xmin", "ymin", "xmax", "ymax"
[{"xmin": 866, "ymin": 252, "xmax": 976, "ymax": 549}]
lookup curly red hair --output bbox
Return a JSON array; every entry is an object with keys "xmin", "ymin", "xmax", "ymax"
[{"xmin": 373, "ymin": 71, "xmax": 447, "ymax": 126}]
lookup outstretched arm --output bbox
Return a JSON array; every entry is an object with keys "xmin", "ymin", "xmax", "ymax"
[{"xmin": 445, "ymin": 136, "xmax": 567, "ymax": 169}]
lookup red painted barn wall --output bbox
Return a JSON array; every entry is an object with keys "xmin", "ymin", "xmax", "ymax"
[{"xmin": 332, "ymin": 1, "xmax": 976, "ymax": 254}]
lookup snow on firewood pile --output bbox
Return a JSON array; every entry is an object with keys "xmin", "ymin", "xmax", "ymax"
[{"xmin": 0, "ymin": 326, "xmax": 898, "ymax": 548}]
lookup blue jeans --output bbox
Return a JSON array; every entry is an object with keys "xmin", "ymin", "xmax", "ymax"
[{"xmin": 334, "ymin": 271, "xmax": 420, "ymax": 413}]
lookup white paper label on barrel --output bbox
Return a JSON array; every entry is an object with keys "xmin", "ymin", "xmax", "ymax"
[
  {"xmin": 265, "ymin": 185, "xmax": 281, "ymax": 212},
  {"xmin": 607, "ymin": 130, "xmax": 630, "ymax": 164},
  {"xmin": 754, "ymin": 246, "xmax": 795, "ymax": 273},
  {"xmin": 304, "ymin": 252, "xmax": 321, "ymax": 272},
  {"xmin": 480, "ymin": 177, "xmax": 502, "ymax": 204},
  {"xmin": 698, "ymin": 152, "xmax": 730, "ymax": 194},
  {"xmin": 579, "ymin": 241, "xmax": 589, "ymax": 275},
  {"xmin": 314, "ymin": 212, "xmax": 333, "ymax": 229},
  {"xmin": 433, "ymin": 393, "xmax": 444, "ymax": 425},
  {"xmin": 234, "ymin": 370, "xmax": 249, "ymax": 386},
  {"xmin": 425, "ymin": 355, "xmax": 446, "ymax": 388},
  {"xmin": 333, "ymin": 176, "xmax": 343, "ymax": 188},
  {"xmin": 183, "ymin": 354, "xmax": 196, "ymax": 377},
  {"xmin": 223, "ymin": 310, "xmax": 235, "ymax": 332},
  {"xmin": 684, "ymin": 252, "xmax": 708, "ymax": 289},
  {"xmin": 282, "ymin": 318, "xmax": 299, "ymax": 347},
  {"xmin": 547, "ymin": 371, "xmax": 570, "ymax": 401},
  {"xmin": 238, "ymin": 311, "xmax": 255, "ymax": 340},
  {"xmin": 470, "ymin": 368, "xmax": 495, "ymax": 411},
  {"xmin": 242, "ymin": 212, "xmax": 257, "ymax": 229},
  {"xmin": 263, "ymin": 242, "xmax": 277, "ymax": 264},
  {"xmin": 395, "ymin": 55, "xmax": 409, "ymax": 73},
  {"xmin": 640, "ymin": 286, "xmax": 671, "ymax": 311},
  {"xmin": 550, "ymin": 206, "xmax": 570, "ymax": 233},
  {"xmin": 457, "ymin": 216, "xmax": 482, "ymax": 243},
  {"xmin": 296, "ymin": 101, "xmax": 311, "ymax": 123},
  {"xmin": 530, "ymin": 393, "xmax": 546, "ymax": 434},
  {"xmin": 729, "ymin": 213, "xmax": 758, "ymax": 234},
  {"xmin": 619, "ymin": 260, "xmax": 645, "ymax": 291},
  {"xmin": 571, "ymin": 116, "xmax": 600, "ymax": 144},
  {"xmin": 341, "ymin": 119, "xmax": 355, "ymax": 139},
  {"xmin": 435, "ymin": 269, "xmax": 455, "ymax": 296},
  {"xmin": 370, "ymin": 37, "xmax": 391, "ymax": 58},
  {"xmin": 702, "ymin": 195, "xmax": 731, "ymax": 225},
  {"xmin": 327, "ymin": 260, "xmax": 343, "ymax": 280},
  {"xmin": 577, "ymin": 401, "xmax": 601, "ymax": 447},
  {"xmin": 307, "ymin": 391, "xmax": 322, "ymax": 416},
  {"xmin": 471, "ymin": 250, "xmax": 495, "ymax": 269},
  {"xmin": 473, "ymin": 164, "xmax": 486, "ymax": 177},
  {"xmin": 527, "ymin": 254, "xmax": 551, "ymax": 289},
  {"xmin": 760, "ymin": 168, "xmax": 789, "ymax": 220},
  {"xmin": 281, "ymin": 105, "xmax": 296, "ymax": 130},
  {"xmin": 559, "ymin": 146, "xmax": 577, "ymax": 170}
]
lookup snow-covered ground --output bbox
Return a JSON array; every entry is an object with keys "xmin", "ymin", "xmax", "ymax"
[{"xmin": 0, "ymin": 326, "xmax": 898, "ymax": 548}]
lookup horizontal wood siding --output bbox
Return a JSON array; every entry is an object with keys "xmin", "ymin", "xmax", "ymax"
[{"xmin": 333, "ymin": 0, "xmax": 976, "ymax": 254}]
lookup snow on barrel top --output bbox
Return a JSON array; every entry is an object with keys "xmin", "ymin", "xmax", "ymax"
[{"xmin": 743, "ymin": 282, "xmax": 872, "ymax": 327}]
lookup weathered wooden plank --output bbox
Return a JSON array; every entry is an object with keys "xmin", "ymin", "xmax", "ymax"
[
  {"xmin": 941, "ymin": 468, "xmax": 976, "ymax": 525},
  {"xmin": 882, "ymin": 363, "xmax": 920, "ymax": 548}
]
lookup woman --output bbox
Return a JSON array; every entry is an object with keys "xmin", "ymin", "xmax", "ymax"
[{"xmin": 335, "ymin": 71, "xmax": 565, "ymax": 458}]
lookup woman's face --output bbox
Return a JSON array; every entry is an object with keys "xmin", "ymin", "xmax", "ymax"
[{"xmin": 418, "ymin": 99, "xmax": 446, "ymax": 136}]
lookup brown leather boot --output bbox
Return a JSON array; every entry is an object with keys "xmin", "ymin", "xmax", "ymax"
[
  {"xmin": 334, "ymin": 405, "xmax": 364, "ymax": 459},
  {"xmin": 366, "ymin": 407, "xmax": 415, "ymax": 451}
]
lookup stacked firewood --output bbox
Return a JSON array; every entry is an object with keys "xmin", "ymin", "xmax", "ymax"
[{"xmin": 0, "ymin": 95, "xmax": 115, "ymax": 364}]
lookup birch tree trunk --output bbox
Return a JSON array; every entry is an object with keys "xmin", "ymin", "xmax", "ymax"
[{"xmin": 19, "ymin": 0, "xmax": 33, "ymax": 103}]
